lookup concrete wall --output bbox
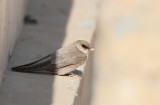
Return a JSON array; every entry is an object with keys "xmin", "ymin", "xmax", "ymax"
[
  {"xmin": 74, "ymin": 36, "xmax": 95, "ymax": 105},
  {"xmin": 0, "ymin": 0, "xmax": 26, "ymax": 86},
  {"xmin": 0, "ymin": 0, "xmax": 98, "ymax": 104}
]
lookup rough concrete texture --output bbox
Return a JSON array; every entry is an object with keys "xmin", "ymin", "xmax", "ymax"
[
  {"xmin": 74, "ymin": 37, "xmax": 95, "ymax": 105},
  {"xmin": 0, "ymin": 0, "xmax": 26, "ymax": 86},
  {"xmin": 0, "ymin": 0, "xmax": 98, "ymax": 105},
  {"xmin": 91, "ymin": 0, "xmax": 160, "ymax": 105}
]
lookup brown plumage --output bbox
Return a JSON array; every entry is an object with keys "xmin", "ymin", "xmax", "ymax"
[{"xmin": 11, "ymin": 40, "xmax": 94, "ymax": 75}]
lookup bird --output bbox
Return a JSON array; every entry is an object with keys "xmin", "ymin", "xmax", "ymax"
[{"xmin": 11, "ymin": 40, "xmax": 94, "ymax": 75}]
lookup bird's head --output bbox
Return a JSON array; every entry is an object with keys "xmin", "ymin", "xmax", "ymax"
[{"xmin": 74, "ymin": 40, "xmax": 94, "ymax": 54}]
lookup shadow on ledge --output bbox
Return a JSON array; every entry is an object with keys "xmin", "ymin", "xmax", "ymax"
[{"xmin": 0, "ymin": 0, "xmax": 73, "ymax": 105}]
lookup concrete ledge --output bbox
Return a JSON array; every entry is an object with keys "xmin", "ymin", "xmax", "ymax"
[
  {"xmin": 0, "ymin": 0, "xmax": 26, "ymax": 86},
  {"xmin": 74, "ymin": 36, "xmax": 95, "ymax": 105},
  {"xmin": 0, "ymin": 0, "xmax": 98, "ymax": 105}
]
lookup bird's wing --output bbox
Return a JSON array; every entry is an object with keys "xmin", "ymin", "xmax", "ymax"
[
  {"xmin": 51, "ymin": 54, "xmax": 87, "ymax": 69},
  {"xmin": 11, "ymin": 51, "xmax": 87, "ymax": 73},
  {"xmin": 11, "ymin": 54, "xmax": 55, "ymax": 72},
  {"xmin": 51, "ymin": 46, "xmax": 87, "ymax": 69},
  {"xmin": 16, "ymin": 54, "xmax": 51, "ymax": 67}
]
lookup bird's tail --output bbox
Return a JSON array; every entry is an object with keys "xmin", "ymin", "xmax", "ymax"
[{"xmin": 11, "ymin": 54, "xmax": 53, "ymax": 73}]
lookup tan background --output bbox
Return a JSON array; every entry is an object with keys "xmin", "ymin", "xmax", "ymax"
[{"xmin": 91, "ymin": 0, "xmax": 160, "ymax": 105}]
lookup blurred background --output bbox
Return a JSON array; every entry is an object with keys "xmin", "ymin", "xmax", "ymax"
[
  {"xmin": 91, "ymin": 0, "xmax": 160, "ymax": 105},
  {"xmin": 0, "ymin": 0, "xmax": 160, "ymax": 105}
]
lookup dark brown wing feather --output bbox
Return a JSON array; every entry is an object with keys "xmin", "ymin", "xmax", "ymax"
[
  {"xmin": 11, "ymin": 49, "xmax": 87, "ymax": 73},
  {"xmin": 11, "ymin": 54, "xmax": 56, "ymax": 72}
]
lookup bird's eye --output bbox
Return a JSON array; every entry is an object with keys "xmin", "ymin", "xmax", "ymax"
[{"xmin": 82, "ymin": 44, "xmax": 89, "ymax": 49}]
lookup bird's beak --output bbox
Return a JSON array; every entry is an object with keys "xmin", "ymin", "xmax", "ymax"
[{"xmin": 89, "ymin": 48, "xmax": 94, "ymax": 52}]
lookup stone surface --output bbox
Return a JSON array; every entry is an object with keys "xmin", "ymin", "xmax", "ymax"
[{"xmin": 0, "ymin": 0, "xmax": 97, "ymax": 105}]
